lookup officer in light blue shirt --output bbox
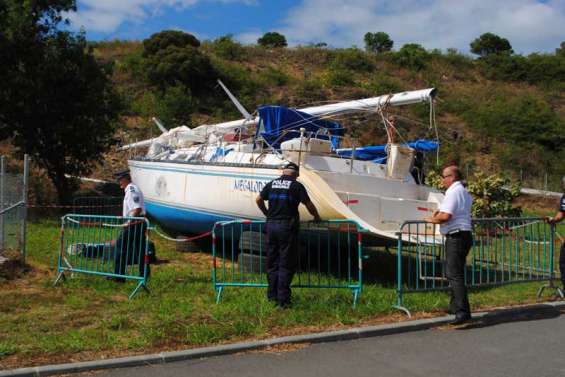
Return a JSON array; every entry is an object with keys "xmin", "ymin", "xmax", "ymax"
[
  {"xmin": 110, "ymin": 170, "xmax": 148, "ymax": 282},
  {"xmin": 425, "ymin": 165, "xmax": 473, "ymax": 325}
]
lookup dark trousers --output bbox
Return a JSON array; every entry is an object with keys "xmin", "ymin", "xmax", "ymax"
[
  {"xmin": 266, "ymin": 219, "xmax": 299, "ymax": 306},
  {"xmin": 559, "ymin": 243, "xmax": 565, "ymax": 288},
  {"xmin": 445, "ymin": 231, "xmax": 473, "ymax": 316},
  {"xmin": 114, "ymin": 221, "xmax": 148, "ymax": 278}
]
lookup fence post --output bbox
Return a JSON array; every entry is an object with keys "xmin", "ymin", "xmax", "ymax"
[
  {"xmin": 0, "ymin": 156, "xmax": 4, "ymax": 252},
  {"xmin": 550, "ymin": 223, "xmax": 555, "ymax": 281},
  {"xmin": 21, "ymin": 154, "xmax": 29, "ymax": 262},
  {"xmin": 544, "ymin": 173, "xmax": 548, "ymax": 191}
]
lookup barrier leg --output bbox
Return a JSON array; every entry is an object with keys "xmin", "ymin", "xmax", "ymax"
[
  {"xmin": 393, "ymin": 303, "xmax": 412, "ymax": 318},
  {"xmin": 393, "ymin": 232, "xmax": 412, "ymax": 317},
  {"xmin": 53, "ymin": 270, "xmax": 66, "ymax": 286},
  {"xmin": 129, "ymin": 280, "xmax": 149, "ymax": 300},
  {"xmin": 537, "ymin": 279, "xmax": 564, "ymax": 299},
  {"xmin": 537, "ymin": 224, "xmax": 563, "ymax": 299},
  {"xmin": 352, "ymin": 288, "xmax": 359, "ymax": 308},
  {"xmin": 215, "ymin": 286, "xmax": 224, "ymax": 304}
]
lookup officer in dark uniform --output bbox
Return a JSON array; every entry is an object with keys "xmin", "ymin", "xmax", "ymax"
[
  {"xmin": 546, "ymin": 176, "xmax": 565, "ymax": 291},
  {"xmin": 256, "ymin": 162, "xmax": 321, "ymax": 308}
]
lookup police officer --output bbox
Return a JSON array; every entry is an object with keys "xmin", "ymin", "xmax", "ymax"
[
  {"xmin": 546, "ymin": 176, "xmax": 565, "ymax": 293},
  {"xmin": 256, "ymin": 162, "xmax": 321, "ymax": 308},
  {"xmin": 111, "ymin": 170, "xmax": 148, "ymax": 282},
  {"xmin": 424, "ymin": 165, "xmax": 473, "ymax": 324}
]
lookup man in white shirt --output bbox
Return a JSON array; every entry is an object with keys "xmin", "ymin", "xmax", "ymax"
[
  {"xmin": 425, "ymin": 165, "xmax": 473, "ymax": 324},
  {"xmin": 111, "ymin": 170, "xmax": 148, "ymax": 282}
]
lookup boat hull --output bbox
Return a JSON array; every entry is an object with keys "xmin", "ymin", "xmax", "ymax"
[
  {"xmin": 129, "ymin": 159, "xmax": 441, "ymax": 242},
  {"xmin": 129, "ymin": 159, "xmax": 281, "ymax": 235}
]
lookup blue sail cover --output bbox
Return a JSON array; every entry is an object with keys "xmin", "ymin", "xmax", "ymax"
[
  {"xmin": 256, "ymin": 106, "xmax": 345, "ymax": 149},
  {"xmin": 336, "ymin": 140, "xmax": 438, "ymax": 163}
]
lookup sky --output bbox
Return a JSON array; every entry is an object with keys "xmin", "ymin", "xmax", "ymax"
[{"xmin": 65, "ymin": 0, "xmax": 565, "ymax": 54}]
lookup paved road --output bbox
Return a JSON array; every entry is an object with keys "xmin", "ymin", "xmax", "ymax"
[{"xmin": 92, "ymin": 305, "xmax": 565, "ymax": 377}]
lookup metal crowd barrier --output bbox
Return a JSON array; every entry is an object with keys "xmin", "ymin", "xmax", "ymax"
[
  {"xmin": 212, "ymin": 219, "xmax": 367, "ymax": 307},
  {"xmin": 54, "ymin": 214, "xmax": 150, "ymax": 299},
  {"xmin": 394, "ymin": 217, "xmax": 559, "ymax": 316}
]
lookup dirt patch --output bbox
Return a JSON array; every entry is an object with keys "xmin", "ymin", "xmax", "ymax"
[
  {"xmin": 246, "ymin": 343, "xmax": 311, "ymax": 355},
  {"xmin": 514, "ymin": 193, "xmax": 560, "ymax": 214},
  {"xmin": 0, "ymin": 256, "xmax": 31, "ymax": 282}
]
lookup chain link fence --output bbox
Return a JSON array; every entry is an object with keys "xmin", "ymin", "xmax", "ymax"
[{"xmin": 0, "ymin": 155, "xmax": 29, "ymax": 262}]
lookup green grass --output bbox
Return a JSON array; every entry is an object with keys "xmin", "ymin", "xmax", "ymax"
[{"xmin": 0, "ymin": 218, "xmax": 560, "ymax": 368}]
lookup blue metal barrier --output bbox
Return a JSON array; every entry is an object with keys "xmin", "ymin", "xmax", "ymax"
[
  {"xmin": 54, "ymin": 214, "xmax": 150, "ymax": 299},
  {"xmin": 212, "ymin": 219, "xmax": 367, "ymax": 307},
  {"xmin": 394, "ymin": 217, "xmax": 560, "ymax": 316}
]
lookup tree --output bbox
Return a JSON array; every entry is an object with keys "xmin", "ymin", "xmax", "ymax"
[
  {"xmin": 364, "ymin": 32, "xmax": 393, "ymax": 53},
  {"xmin": 142, "ymin": 30, "xmax": 200, "ymax": 57},
  {"xmin": 143, "ymin": 31, "xmax": 215, "ymax": 97},
  {"xmin": 257, "ymin": 32, "xmax": 287, "ymax": 48},
  {"xmin": 556, "ymin": 41, "xmax": 565, "ymax": 57},
  {"xmin": 0, "ymin": 0, "xmax": 120, "ymax": 203},
  {"xmin": 470, "ymin": 33, "xmax": 513, "ymax": 57}
]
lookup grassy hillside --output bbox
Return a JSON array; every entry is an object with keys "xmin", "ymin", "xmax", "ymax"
[{"xmin": 91, "ymin": 39, "xmax": 565, "ymax": 190}]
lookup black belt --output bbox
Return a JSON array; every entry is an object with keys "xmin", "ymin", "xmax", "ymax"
[
  {"xmin": 267, "ymin": 218, "xmax": 299, "ymax": 223},
  {"xmin": 445, "ymin": 230, "xmax": 472, "ymax": 237}
]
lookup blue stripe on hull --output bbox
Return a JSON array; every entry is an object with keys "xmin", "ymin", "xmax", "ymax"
[{"xmin": 145, "ymin": 201, "xmax": 236, "ymax": 235}]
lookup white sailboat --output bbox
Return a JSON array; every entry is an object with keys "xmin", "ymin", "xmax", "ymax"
[{"xmin": 122, "ymin": 86, "xmax": 443, "ymax": 242}]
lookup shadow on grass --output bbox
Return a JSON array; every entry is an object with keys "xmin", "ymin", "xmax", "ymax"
[{"xmin": 457, "ymin": 304, "xmax": 562, "ymax": 330}]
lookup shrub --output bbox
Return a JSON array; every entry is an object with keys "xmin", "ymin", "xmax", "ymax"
[
  {"xmin": 210, "ymin": 35, "xmax": 245, "ymax": 61},
  {"xmin": 259, "ymin": 66, "xmax": 289, "ymax": 87},
  {"xmin": 467, "ymin": 172, "xmax": 521, "ymax": 218},
  {"xmin": 155, "ymin": 84, "xmax": 194, "ymax": 127},
  {"xmin": 294, "ymin": 79, "xmax": 327, "ymax": 103},
  {"xmin": 425, "ymin": 171, "xmax": 522, "ymax": 218},
  {"xmin": 330, "ymin": 48, "xmax": 374, "ymax": 72},
  {"xmin": 325, "ymin": 67, "xmax": 355, "ymax": 87},
  {"xmin": 364, "ymin": 74, "xmax": 403, "ymax": 94},
  {"xmin": 394, "ymin": 43, "xmax": 429, "ymax": 70}
]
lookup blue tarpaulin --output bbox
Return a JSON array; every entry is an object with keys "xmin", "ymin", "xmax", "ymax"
[
  {"xmin": 336, "ymin": 140, "xmax": 438, "ymax": 163},
  {"xmin": 256, "ymin": 106, "xmax": 345, "ymax": 149}
]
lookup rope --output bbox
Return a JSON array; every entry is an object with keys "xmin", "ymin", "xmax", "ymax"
[
  {"xmin": 149, "ymin": 226, "xmax": 212, "ymax": 242},
  {"xmin": 28, "ymin": 204, "xmax": 121, "ymax": 209}
]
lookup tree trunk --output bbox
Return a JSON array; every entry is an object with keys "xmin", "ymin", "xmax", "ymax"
[{"xmin": 48, "ymin": 168, "xmax": 77, "ymax": 205}]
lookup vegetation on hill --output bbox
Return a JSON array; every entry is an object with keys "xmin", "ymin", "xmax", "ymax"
[{"xmin": 98, "ymin": 30, "xmax": 564, "ymax": 190}]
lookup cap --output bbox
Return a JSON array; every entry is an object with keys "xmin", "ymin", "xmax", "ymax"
[
  {"xmin": 283, "ymin": 162, "xmax": 299, "ymax": 172},
  {"xmin": 114, "ymin": 169, "xmax": 131, "ymax": 181}
]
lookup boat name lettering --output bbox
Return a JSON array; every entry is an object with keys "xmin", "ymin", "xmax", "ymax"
[{"xmin": 233, "ymin": 179, "xmax": 268, "ymax": 193}]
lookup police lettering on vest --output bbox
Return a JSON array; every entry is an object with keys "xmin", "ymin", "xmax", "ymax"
[{"xmin": 259, "ymin": 176, "xmax": 310, "ymax": 220}]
